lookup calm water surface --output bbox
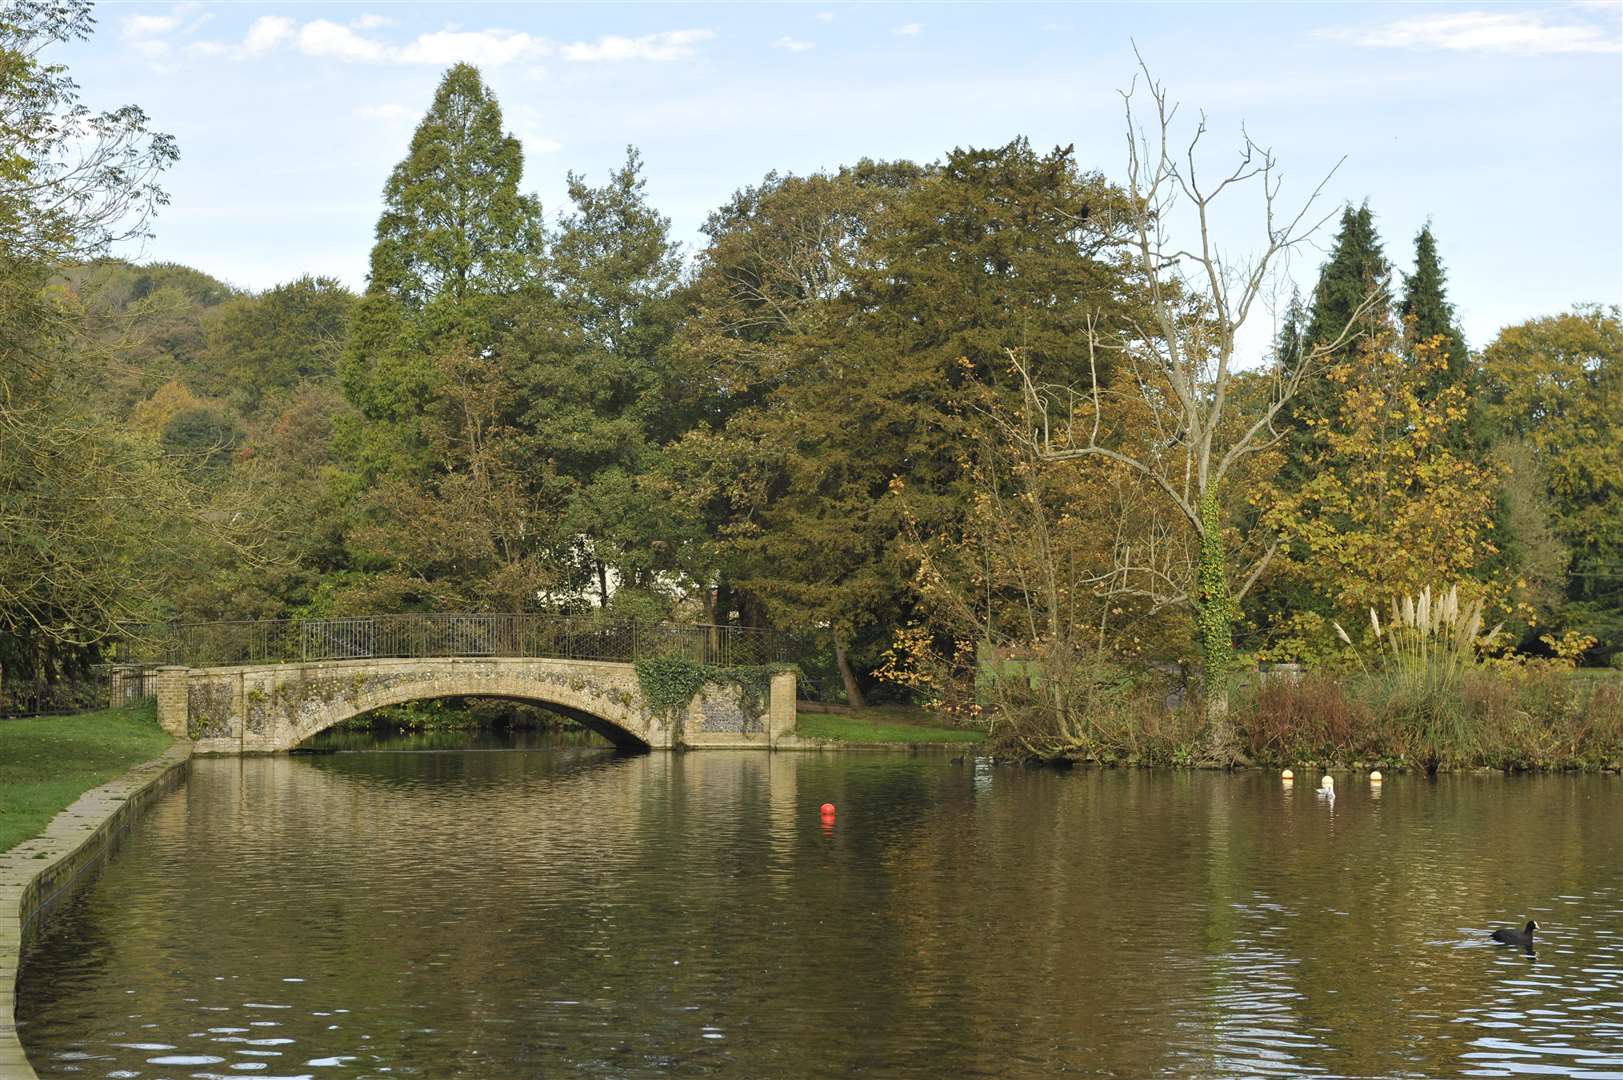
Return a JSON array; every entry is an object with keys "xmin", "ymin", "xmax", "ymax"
[{"xmin": 17, "ymin": 737, "xmax": 1623, "ymax": 1078}]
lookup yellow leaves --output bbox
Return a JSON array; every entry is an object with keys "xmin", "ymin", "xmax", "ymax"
[{"xmin": 1538, "ymin": 629, "xmax": 1597, "ymax": 666}]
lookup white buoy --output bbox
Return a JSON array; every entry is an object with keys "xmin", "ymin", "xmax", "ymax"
[
  {"xmin": 1281, "ymin": 768, "xmax": 1294, "ymax": 780},
  {"xmin": 1370, "ymin": 769, "xmax": 1383, "ymax": 783},
  {"xmin": 1320, "ymin": 774, "xmax": 1335, "ymax": 791}
]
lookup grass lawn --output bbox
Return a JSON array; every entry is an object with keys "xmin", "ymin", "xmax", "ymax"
[
  {"xmin": 795, "ymin": 703, "xmax": 985, "ymax": 745},
  {"xmin": 0, "ymin": 702, "xmax": 172, "ymax": 854}
]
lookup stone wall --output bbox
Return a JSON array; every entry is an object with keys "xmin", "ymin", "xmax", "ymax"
[{"xmin": 1, "ymin": 745, "xmax": 191, "ymax": 1080}]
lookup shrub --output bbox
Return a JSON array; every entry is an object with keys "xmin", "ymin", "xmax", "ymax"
[{"xmin": 1238, "ymin": 674, "xmax": 1381, "ymax": 765}]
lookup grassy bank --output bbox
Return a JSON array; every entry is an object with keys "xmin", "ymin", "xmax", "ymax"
[
  {"xmin": 0, "ymin": 702, "xmax": 172, "ymax": 853},
  {"xmin": 795, "ymin": 703, "xmax": 985, "ymax": 745}
]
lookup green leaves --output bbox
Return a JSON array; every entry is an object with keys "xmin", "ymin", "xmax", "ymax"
[
  {"xmin": 368, "ymin": 63, "xmax": 543, "ymax": 310},
  {"xmin": 1400, "ymin": 225, "xmax": 1469, "ymax": 387},
  {"xmin": 1479, "ymin": 306, "xmax": 1623, "ymax": 661}
]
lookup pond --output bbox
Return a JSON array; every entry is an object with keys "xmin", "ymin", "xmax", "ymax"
[{"xmin": 16, "ymin": 735, "xmax": 1623, "ymax": 1078}]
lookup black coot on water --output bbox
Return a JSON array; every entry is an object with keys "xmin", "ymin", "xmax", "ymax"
[{"xmin": 1491, "ymin": 920, "xmax": 1540, "ymax": 947}]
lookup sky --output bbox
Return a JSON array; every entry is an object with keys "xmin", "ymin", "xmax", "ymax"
[{"xmin": 62, "ymin": 1, "xmax": 1623, "ymax": 361}]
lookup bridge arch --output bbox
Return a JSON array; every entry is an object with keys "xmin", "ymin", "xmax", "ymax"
[{"xmin": 306, "ymin": 683, "xmax": 654, "ymax": 752}]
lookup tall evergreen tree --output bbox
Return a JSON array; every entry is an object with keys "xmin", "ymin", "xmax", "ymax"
[
  {"xmin": 1281, "ymin": 204, "xmax": 1392, "ymax": 477},
  {"xmin": 1275, "ymin": 288, "xmax": 1306, "ymax": 369},
  {"xmin": 340, "ymin": 64, "xmax": 544, "ymax": 469},
  {"xmin": 1305, "ymin": 204, "xmax": 1391, "ymax": 357},
  {"xmin": 1259, "ymin": 207, "xmax": 1392, "ymax": 646},
  {"xmin": 335, "ymin": 64, "xmax": 553, "ymax": 609},
  {"xmin": 1399, "ymin": 224, "xmax": 1469, "ymax": 389},
  {"xmin": 367, "ymin": 64, "xmax": 543, "ymax": 310}
]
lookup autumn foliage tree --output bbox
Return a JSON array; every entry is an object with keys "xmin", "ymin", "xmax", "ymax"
[{"xmin": 1260, "ymin": 332, "xmax": 1500, "ymax": 660}]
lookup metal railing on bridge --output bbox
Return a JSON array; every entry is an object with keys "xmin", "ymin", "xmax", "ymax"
[{"xmin": 111, "ymin": 613, "xmax": 802, "ymax": 671}]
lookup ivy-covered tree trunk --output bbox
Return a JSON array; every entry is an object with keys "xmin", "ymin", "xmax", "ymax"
[{"xmin": 1196, "ymin": 490, "xmax": 1236, "ymax": 759}]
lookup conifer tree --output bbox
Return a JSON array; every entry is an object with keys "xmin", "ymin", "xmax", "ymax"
[
  {"xmin": 1281, "ymin": 204, "xmax": 1392, "ymax": 478},
  {"xmin": 1305, "ymin": 204, "xmax": 1391, "ymax": 356},
  {"xmin": 368, "ymin": 63, "xmax": 543, "ymax": 310},
  {"xmin": 1399, "ymin": 224, "xmax": 1470, "ymax": 390},
  {"xmin": 1275, "ymin": 288, "xmax": 1306, "ymax": 369},
  {"xmin": 340, "ymin": 64, "xmax": 543, "ymax": 465}
]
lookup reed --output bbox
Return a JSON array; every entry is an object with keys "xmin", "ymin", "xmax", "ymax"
[{"xmin": 1334, "ymin": 584, "xmax": 1500, "ymax": 697}]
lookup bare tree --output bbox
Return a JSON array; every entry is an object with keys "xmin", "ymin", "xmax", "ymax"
[
  {"xmin": 1011, "ymin": 56, "xmax": 1383, "ymax": 756},
  {"xmin": 0, "ymin": 2, "xmax": 177, "ymax": 266}
]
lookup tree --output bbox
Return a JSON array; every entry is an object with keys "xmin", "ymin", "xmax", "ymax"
[
  {"xmin": 336, "ymin": 63, "xmax": 555, "ymax": 611},
  {"xmin": 206, "ymin": 276, "xmax": 354, "ymax": 415},
  {"xmin": 340, "ymin": 63, "xmax": 543, "ymax": 472},
  {"xmin": 684, "ymin": 144, "xmax": 1136, "ymax": 706},
  {"xmin": 1280, "ymin": 204, "xmax": 1392, "ymax": 475},
  {"xmin": 1477, "ymin": 306, "xmax": 1623, "ymax": 661},
  {"xmin": 0, "ymin": 2, "xmax": 176, "ymax": 266},
  {"xmin": 0, "ymin": 0, "xmax": 188, "ymax": 682},
  {"xmin": 1274, "ymin": 289, "xmax": 1307, "ymax": 369},
  {"xmin": 1014, "ymin": 63, "xmax": 1381, "ymax": 754},
  {"xmin": 1399, "ymin": 224, "xmax": 1469, "ymax": 389},
  {"xmin": 1305, "ymin": 204, "xmax": 1391, "ymax": 360},
  {"xmin": 512, "ymin": 148, "xmax": 685, "ymax": 605},
  {"xmin": 366, "ymin": 63, "xmax": 543, "ymax": 311},
  {"xmin": 342, "ymin": 348, "xmax": 568, "ymax": 613},
  {"xmin": 661, "ymin": 164, "xmax": 919, "ymax": 641},
  {"xmin": 1260, "ymin": 331, "xmax": 1501, "ymax": 657}
]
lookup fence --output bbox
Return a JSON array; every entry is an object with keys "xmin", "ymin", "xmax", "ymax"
[
  {"xmin": 107, "ymin": 665, "xmax": 160, "ymax": 706},
  {"xmin": 111, "ymin": 614, "xmax": 805, "ymax": 671}
]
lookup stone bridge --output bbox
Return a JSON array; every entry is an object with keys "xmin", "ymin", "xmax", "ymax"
[{"xmin": 150, "ymin": 657, "xmax": 796, "ymax": 754}]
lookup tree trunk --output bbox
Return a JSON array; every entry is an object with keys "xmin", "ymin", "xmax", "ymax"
[
  {"xmin": 596, "ymin": 561, "xmax": 609, "ymax": 609},
  {"xmin": 1195, "ymin": 490, "xmax": 1235, "ymax": 760},
  {"xmin": 833, "ymin": 630, "xmax": 866, "ymax": 709}
]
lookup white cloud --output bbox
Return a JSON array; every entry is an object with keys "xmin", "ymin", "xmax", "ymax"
[
  {"xmin": 243, "ymin": 16, "xmax": 293, "ymax": 56},
  {"xmin": 123, "ymin": 14, "xmax": 180, "ymax": 38},
  {"xmin": 815, "ymin": 12, "xmax": 835, "ymax": 22},
  {"xmin": 170, "ymin": 16, "xmax": 716, "ymax": 67},
  {"xmin": 562, "ymin": 29, "xmax": 714, "ymax": 62},
  {"xmin": 297, "ymin": 19, "xmax": 388, "ymax": 62},
  {"xmin": 1325, "ymin": 10, "xmax": 1620, "ymax": 54},
  {"xmin": 397, "ymin": 29, "xmax": 547, "ymax": 66},
  {"xmin": 772, "ymin": 35, "xmax": 814, "ymax": 53},
  {"xmin": 528, "ymin": 136, "xmax": 564, "ymax": 153},
  {"xmin": 131, "ymin": 38, "xmax": 172, "ymax": 61},
  {"xmin": 895, "ymin": 22, "xmax": 924, "ymax": 36}
]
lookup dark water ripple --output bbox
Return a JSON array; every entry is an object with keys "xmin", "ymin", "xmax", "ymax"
[{"xmin": 16, "ymin": 746, "xmax": 1623, "ymax": 1078}]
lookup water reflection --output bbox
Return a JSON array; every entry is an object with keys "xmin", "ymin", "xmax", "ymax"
[{"xmin": 17, "ymin": 742, "xmax": 1623, "ymax": 1079}]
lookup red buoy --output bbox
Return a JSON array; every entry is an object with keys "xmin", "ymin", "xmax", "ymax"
[{"xmin": 819, "ymin": 802, "xmax": 836, "ymax": 817}]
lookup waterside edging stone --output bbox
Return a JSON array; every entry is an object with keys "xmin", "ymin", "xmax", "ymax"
[{"xmin": 0, "ymin": 742, "xmax": 192, "ymax": 1080}]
